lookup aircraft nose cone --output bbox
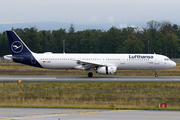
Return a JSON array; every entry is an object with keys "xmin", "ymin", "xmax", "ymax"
[{"xmin": 172, "ymin": 61, "xmax": 176, "ymax": 68}]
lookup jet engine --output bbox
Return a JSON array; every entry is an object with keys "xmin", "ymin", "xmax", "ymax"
[{"xmin": 96, "ymin": 66, "xmax": 117, "ymax": 74}]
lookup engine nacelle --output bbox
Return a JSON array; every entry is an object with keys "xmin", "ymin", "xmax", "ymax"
[{"xmin": 96, "ymin": 66, "xmax": 117, "ymax": 74}]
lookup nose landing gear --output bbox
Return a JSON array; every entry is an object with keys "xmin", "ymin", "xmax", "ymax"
[{"xmin": 155, "ymin": 70, "xmax": 158, "ymax": 77}]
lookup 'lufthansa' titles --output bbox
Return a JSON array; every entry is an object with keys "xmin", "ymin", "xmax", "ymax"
[{"xmin": 129, "ymin": 55, "xmax": 153, "ymax": 59}]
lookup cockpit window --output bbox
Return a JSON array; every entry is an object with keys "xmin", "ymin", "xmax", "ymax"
[{"xmin": 164, "ymin": 58, "xmax": 170, "ymax": 61}]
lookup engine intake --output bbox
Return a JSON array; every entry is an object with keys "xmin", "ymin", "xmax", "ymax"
[{"xmin": 96, "ymin": 66, "xmax": 117, "ymax": 74}]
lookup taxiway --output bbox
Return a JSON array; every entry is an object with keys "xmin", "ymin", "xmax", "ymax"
[
  {"xmin": 0, "ymin": 108, "xmax": 180, "ymax": 120},
  {"xmin": 0, "ymin": 76, "xmax": 180, "ymax": 81}
]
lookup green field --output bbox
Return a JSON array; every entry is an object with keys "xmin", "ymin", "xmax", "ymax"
[
  {"xmin": 0, "ymin": 81, "xmax": 180, "ymax": 110},
  {"xmin": 0, "ymin": 62, "xmax": 179, "ymax": 76},
  {"xmin": 0, "ymin": 62, "xmax": 180, "ymax": 110}
]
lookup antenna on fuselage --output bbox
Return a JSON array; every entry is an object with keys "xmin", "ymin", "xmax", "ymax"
[{"xmin": 63, "ymin": 40, "xmax": 65, "ymax": 54}]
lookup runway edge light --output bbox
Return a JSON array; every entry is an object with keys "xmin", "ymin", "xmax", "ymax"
[{"xmin": 18, "ymin": 79, "xmax": 21, "ymax": 84}]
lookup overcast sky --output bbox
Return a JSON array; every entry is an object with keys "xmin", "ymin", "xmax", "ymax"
[{"xmin": 1, "ymin": 0, "xmax": 180, "ymax": 27}]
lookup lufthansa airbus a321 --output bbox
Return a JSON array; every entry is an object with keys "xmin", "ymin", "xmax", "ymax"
[{"xmin": 4, "ymin": 30, "xmax": 176, "ymax": 77}]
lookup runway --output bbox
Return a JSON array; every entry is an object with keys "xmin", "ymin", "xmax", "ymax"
[
  {"xmin": 0, "ymin": 108, "xmax": 180, "ymax": 120},
  {"xmin": 0, "ymin": 76, "xmax": 180, "ymax": 81}
]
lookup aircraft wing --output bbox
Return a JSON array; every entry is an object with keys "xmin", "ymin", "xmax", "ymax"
[{"xmin": 74, "ymin": 59, "xmax": 107, "ymax": 70}]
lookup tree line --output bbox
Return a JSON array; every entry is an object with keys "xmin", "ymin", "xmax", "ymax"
[{"xmin": 0, "ymin": 20, "xmax": 180, "ymax": 58}]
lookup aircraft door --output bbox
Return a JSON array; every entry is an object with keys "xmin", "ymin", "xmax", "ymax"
[
  {"xmin": 155, "ymin": 56, "xmax": 159, "ymax": 65},
  {"xmin": 31, "ymin": 56, "xmax": 36, "ymax": 64}
]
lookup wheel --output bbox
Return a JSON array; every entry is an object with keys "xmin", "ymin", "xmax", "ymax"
[
  {"xmin": 154, "ymin": 70, "xmax": 158, "ymax": 77},
  {"xmin": 88, "ymin": 72, "xmax": 93, "ymax": 77},
  {"xmin": 155, "ymin": 74, "xmax": 158, "ymax": 77}
]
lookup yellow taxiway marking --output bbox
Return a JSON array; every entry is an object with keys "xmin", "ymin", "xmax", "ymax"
[
  {"xmin": 2, "ymin": 110, "xmax": 179, "ymax": 120},
  {"xmin": 0, "ymin": 110, "xmax": 119, "ymax": 120},
  {"xmin": 83, "ymin": 113, "xmax": 180, "ymax": 118}
]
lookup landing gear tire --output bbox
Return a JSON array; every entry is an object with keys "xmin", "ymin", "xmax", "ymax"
[
  {"xmin": 88, "ymin": 72, "xmax": 93, "ymax": 77},
  {"xmin": 155, "ymin": 70, "xmax": 158, "ymax": 77}
]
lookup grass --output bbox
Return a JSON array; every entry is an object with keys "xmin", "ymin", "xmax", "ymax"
[
  {"xmin": 0, "ymin": 81, "xmax": 180, "ymax": 110},
  {"xmin": 0, "ymin": 62, "xmax": 179, "ymax": 76},
  {"xmin": 0, "ymin": 62, "xmax": 179, "ymax": 110}
]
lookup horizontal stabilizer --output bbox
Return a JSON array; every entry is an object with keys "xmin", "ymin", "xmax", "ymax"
[{"xmin": 4, "ymin": 54, "xmax": 24, "ymax": 61}]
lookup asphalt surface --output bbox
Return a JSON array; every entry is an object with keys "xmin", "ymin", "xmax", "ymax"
[
  {"xmin": 0, "ymin": 108, "xmax": 180, "ymax": 120},
  {"xmin": 0, "ymin": 76, "xmax": 180, "ymax": 81},
  {"xmin": 0, "ymin": 77, "xmax": 179, "ymax": 120}
]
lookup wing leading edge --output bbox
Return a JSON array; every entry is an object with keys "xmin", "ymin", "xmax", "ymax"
[{"xmin": 74, "ymin": 59, "xmax": 116, "ymax": 70}]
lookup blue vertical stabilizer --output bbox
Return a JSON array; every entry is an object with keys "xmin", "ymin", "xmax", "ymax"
[{"xmin": 6, "ymin": 30, "xmax": 42, "ymax": 68}]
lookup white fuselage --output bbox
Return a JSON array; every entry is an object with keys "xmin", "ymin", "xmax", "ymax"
[{"xmin": 32, "ymin": 53, "xmax": 176, "ymax": 70}]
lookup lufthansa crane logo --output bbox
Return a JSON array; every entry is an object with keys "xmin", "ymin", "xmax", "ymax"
[{"xmin": 11, "ymin": 41, "xmax": 23, "ymax": 53}]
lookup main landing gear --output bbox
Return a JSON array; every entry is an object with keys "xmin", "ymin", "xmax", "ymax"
[
  {"xmin": 155, "ymin": 70, "xmax": 158, "ymax": 77},
  {"xmin": 88, "ymin": 72, "xmax": 93, "ymax": 77},
  {"xmin": 88, "ymin": 68, "xmax": 94, "ymax": 77}
]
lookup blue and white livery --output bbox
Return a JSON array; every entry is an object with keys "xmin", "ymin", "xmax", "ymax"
[{"xmin": 4, "ymin": 30, "xmax": 176, "ymax": 77}]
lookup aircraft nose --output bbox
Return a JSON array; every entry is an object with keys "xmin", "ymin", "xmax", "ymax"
[{"xmin": 172, "ymin": 61, "xmax": 176, "ymax": 68}]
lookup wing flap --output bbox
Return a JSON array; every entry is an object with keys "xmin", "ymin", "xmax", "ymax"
[{"xmin": 77, "ymin": 60, "xmax": 106, "ymax": 67}]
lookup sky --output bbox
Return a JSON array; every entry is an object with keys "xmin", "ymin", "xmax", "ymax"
[{"xmin": 0, "ymin": 0, "xmax": 180, "ymax": 28}]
